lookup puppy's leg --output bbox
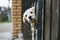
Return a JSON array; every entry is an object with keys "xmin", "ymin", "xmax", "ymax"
[{"xmin": 31, "ymin": 22, "xmax": 35, "ymax": 40}]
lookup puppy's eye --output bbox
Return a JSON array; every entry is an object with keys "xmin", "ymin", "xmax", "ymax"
[
  {"xmin": 30, "ymin": 12, "xmax": 33, "ymax": 14},
  {"xmin": 25, "ymin": 15, "xmax": 27, "ymax": 17}
]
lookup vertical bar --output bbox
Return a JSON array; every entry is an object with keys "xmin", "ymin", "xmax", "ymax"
[
  {"xmin": 35, "ymin": 0, "xmax": 37, "ymax": 40},
  {"xmin": 44, "ymin": 0, "xmax": 51, "ymax": 40},
  {"xmin": 43, "ymin": 0, "xmax": 46, "ymax": 40},
  {"xmin": 58, "ymin": 0, "xmax": 60, "ymax": 40},
  {"xmin": 37, "ymin": 0, "xmax": 43, "ymax": 40},
  {"xmin": 51, "ymin": 0, "xmax": 58, "ymax": 40},
  {"xmin": 50, "ymin": 0, "xmax": 52, "ymax": 40}
]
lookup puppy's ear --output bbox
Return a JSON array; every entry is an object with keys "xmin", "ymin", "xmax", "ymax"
[
  {"xmin": 23, "ymin": 17, "xmax": 25, "ymax": 23},
  {"xmin": 31, "ymin": 7, "xmax": 35, "ymax": 11}
]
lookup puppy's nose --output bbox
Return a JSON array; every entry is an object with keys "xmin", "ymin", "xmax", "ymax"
[{"xmin": 28, "ymin": 16, "xmax": 32, "ymax": 19}]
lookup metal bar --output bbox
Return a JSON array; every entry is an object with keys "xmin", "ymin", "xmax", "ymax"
[
  {"xmin": 58, "ymin": 0, "xmax": 60, "ymax": 40},
  {"xmin": 51, "ymin": 0, "xmax": 58, "ymax": 40},
  {"xmin": 43, "ymin": 0, "xmax": 46, "ymax": 40},
  {"xmin": 44, "ymin": 0, "xmax": 51, "ymax": 40},
  {"xmin": 49, "ymin": 0, "xmax": 52, "ymax": 40}
]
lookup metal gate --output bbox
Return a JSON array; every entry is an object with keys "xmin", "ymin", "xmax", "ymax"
[
  {"xmin": 21, "ymin": 0, "xmax": 59, "ymax": 40},
  {"xmin": 43, "ymin": 0, "xmax": 59, "ymax": 40}
]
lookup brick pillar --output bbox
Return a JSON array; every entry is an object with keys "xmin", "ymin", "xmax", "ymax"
[{"xmin": 12, "ymin": 0, "xmax": 22, "ymax": 39}]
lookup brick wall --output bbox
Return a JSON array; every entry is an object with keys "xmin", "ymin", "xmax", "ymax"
[{"xmin": 12, "ymin": 0, "xmax": 22, "ymax": 39}]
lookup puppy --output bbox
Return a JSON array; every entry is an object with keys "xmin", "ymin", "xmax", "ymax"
[
  {"xmin": 23, "ymin": 6, "xmax": 35, "ymax": 23},
  {"xmin": 23, "ymin": 6, "xmax": 37, "ymax": 40},
  {"xmin": 23, "ymin": 6, "xmax": 36, "ymax": 40}
]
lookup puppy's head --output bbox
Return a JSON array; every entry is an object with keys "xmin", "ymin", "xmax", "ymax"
[{"xmin": 23, "ymin": 7, "xmax": 35, "ymax": 23}]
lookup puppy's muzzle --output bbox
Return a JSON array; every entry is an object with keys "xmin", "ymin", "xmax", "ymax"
[{"xmin": 28, "ymin": 16, "xmax": 33, "ymax": 21}]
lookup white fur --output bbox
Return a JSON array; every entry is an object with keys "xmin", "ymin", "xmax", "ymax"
[{"xmin": 23, "ymin": 7, "xmax": 35, "ymax": 23}]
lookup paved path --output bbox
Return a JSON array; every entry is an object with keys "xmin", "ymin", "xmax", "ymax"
[
  {"xmin": 0, "ymin": 23, "xmax": 12, "ymax": 32},
  {"xmin": 0, "ymin": 23, "xmax": 12, "ymax": 40},
  {"xmin": 0, "ymin": 23, "xmax": 23, "ymax": 40}
]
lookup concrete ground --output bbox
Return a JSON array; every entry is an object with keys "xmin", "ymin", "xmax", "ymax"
[
  {"xmin": 0, "ymin": 23, "xmax": 12, "ymax": 40},
  {"xmin": 0, "ymin": 23, "xmax": 12, "ymax": 32},
  {"xmin": 0, "ymin": 23, "xmax": 23, "ymax": 40}
]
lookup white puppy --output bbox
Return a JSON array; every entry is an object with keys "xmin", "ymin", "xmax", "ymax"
[
  {"xmin": 23, "ymin": 7, "xmax": 35, "ymax": 23},
  {"xmin": 23, "ymin": 7, "xmax": 36, "ymax": 40}
]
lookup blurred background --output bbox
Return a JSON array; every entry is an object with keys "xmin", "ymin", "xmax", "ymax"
[
  {"xmin": 0, "ymin": 0, "xmax": 12, "ymax": 40},
  {"xmin": 0, "ymin": 0, "xmax": 12, "ymax": 22}
]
